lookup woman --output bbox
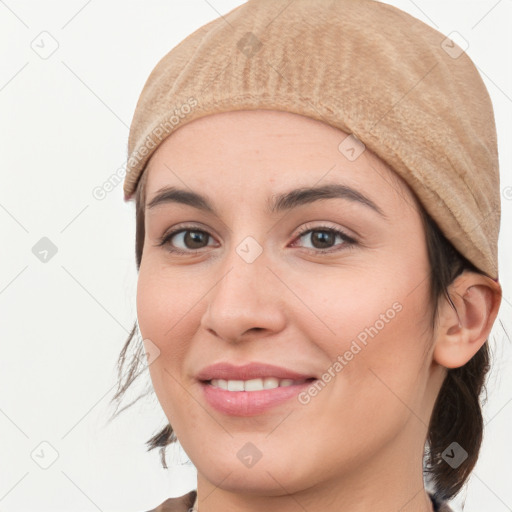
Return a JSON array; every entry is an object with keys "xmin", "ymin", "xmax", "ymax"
[{"xmin": 111, "ymin": 1, "xmax": 504, "ymax": 510}]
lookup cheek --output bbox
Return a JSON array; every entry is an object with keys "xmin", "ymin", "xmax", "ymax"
[
  {"xmin": 298, "ymin": 248, "xmax": 432, "ymax": 406},
  {"xmin": 136, "ymin": 260, "xmax": 198, "ymax": 405},
  {"xmin": 136, "ymin": 257, "xmax": 198, "ymax": 344},
  {"xmin": 297, "ymin": 253, "xmax": 429, "ymax": 352},
  {"xmin": 297, "ymin": 285, "xmax": 432, "ymax": 466}
]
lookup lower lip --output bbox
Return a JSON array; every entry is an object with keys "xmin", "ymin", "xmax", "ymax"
[{"xmin": 200, "ymin": 380, "xmax": 317, "ymax": 416}]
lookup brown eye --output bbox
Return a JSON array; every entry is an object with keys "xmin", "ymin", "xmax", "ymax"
[
  {"xmin": 157, "ymin": 223, "xmax": 357, "ymax": 256},
  {"xmin": 308, "ymin": 230, "xmax": 336, "ymax": 249},
  {"xmin": 293, "ymin": 225, "xmax": 357, "ymax": 253},
  {"xmin": 158, "ymin": 227, "xmax": 216, "ymax": 254}
]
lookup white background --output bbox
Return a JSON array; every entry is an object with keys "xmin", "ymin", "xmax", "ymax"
[{"xmin": 0, "ymin": 1, "xmax": 511, "ymax": 511}]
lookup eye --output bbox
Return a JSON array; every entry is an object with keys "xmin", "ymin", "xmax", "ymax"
[
  {"xmin": 292, "ymin": 223, "xmax": 357, "ymax": 253},
  {"xmin": 157, "ymin": 225, "xmax": 217, "ymax": 254},
  {"xmin": 156, "ymin": 222, "xmax": 357, "ymax": 255}
]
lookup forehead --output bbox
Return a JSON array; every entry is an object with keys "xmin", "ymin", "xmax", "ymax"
[{"xmin": 142, "ymin": 110, "xmax": 419, "ymax": 215}]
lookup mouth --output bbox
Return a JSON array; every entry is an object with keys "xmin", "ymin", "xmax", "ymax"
[
  {"xmin": 195, "ymin": 362, "xmax": 319, "ymax": 416},
  {"xmin": 199, "ymin": 376, "xmax": 319, "ymax": 416},
  {"xmin": 203, "ymin": 377, "xmax": 317, "ymax": 392}
]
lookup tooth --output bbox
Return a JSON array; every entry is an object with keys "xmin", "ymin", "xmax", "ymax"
[
  {"xmin": 227, "ymin": 379, "xmax": 244, "ymax": 391},
  {"xmin": 244, "ymin": 378, "xmax": 264, "ymax": 391},
  {"xmin": 263, "ymin": 377, "xmax": 280, "ymax": 389},
  {"xmin": 209, "ymin": 377, "xmax": 307, "ymax": 390},
  {"xmin": 214, "ymin": 379, "xmax": 228, "ymax": 390}
]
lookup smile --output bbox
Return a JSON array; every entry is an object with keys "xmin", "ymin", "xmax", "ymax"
[
  {"xmin": 201, "ymin": 378, "xmax": 318, "ymax": 416},
  {"xmin": 208, "ymin": 377, "xmax": 313, "ymax": 391}
]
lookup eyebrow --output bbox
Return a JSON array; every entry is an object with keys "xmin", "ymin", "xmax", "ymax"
[{"xmin": 146, "ymin": 183, "xmax": 386, "ymax": 217}]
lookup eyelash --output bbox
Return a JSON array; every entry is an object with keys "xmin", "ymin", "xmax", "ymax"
[{"xmin": 156, "ymin": 223, "xmax": 357, "ymax": 255}]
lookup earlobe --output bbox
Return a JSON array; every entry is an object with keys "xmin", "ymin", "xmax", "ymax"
[{"xmin": 433, "ymin": 272, "xmax": 502, "ymax": 369}]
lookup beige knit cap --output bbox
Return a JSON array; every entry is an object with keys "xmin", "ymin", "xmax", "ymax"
[{"xmin": 124, "ymin": 0, "xmax": 501, "ymax": 280}]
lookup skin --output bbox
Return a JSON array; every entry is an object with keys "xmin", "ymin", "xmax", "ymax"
[{"xmin": 136, "ymin": 110, "xmax": 502, "ymax": 512}]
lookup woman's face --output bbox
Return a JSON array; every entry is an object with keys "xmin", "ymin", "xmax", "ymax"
[{"xmin": 137, "ymin": 110, "xmax": 446, "ymax": 503}]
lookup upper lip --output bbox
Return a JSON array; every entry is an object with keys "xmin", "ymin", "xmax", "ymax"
[{"xmin": 196, "ymin": 362, "xmax": 317, "ymax": 381}]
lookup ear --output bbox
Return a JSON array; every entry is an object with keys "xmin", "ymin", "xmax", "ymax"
[{"xmin": 433, "ymin": 271, "xmax": 502, "ymax": 369}]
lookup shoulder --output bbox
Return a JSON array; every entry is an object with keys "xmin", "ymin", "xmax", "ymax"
[{"xmin": 142, "ymin": 490, "xmax": 197, "ymax": 512}]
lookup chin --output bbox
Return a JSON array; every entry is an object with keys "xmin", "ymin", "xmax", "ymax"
[
  {"xmin": 198, "ymin": 466, "xmax": 302, "ymax": 496},
  {"xmin": 194, "ymin": 447, "xmax": 314, "ymax": 496}
]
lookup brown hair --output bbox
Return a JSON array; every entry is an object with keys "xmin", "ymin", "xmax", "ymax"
[{"xmin": 109, "ymin": 166, "xmax": 503, "ymax": 504}]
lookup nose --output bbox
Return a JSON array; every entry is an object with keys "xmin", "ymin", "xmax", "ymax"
[{"xmin": 199, "ymin": 244, "xmax": 287, "ymax": 344}]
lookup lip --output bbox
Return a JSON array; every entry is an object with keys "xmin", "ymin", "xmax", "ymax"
[
  {"xmin": 196, "ymin": 362, "xmax": 318, "ymax": 416},
  {"xmin": 195, "ymin": 362, "xmax": 317, "ymax": 381},
  {"xmin": 200, "ymin": 380, "xmax": 316, "ymax": 416}
]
